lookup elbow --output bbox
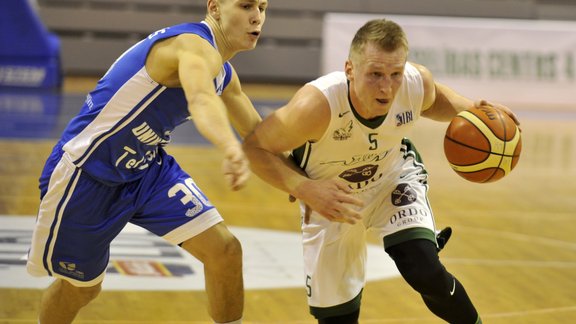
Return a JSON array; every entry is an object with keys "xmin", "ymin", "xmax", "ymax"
[
  {"xmin": 186, "ymin": 92, "xmax": 212, "ymax": 116},
  {"xmin": 237, "ymin": 116, "xmax": 262, "ymax": 140},
  {"xmin": 242, "ymin": 132, "xmax": 257, "ymax": 157},
  {"xmin": 425, "ymin": 113, "xmax": 454, "ymax": 123},
  {"xmin": 421, "ymin": 105, "xmax": 458, "ymax": 122},
  {"xmin": 242, "ymin": 131, "xmax": 270, "ymax": 163}
]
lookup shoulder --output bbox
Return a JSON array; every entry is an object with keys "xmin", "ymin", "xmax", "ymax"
[
  {"xmin": 163, "ymin": 32, "xmax": 221, "ymax": 70},
  {"xmin": 151, "ymin": 22, "xmax": 218, "ymax": 57},
  {"xmin": 307, "ymin": 71, "xmax": 347, "ymax": 92},
  {"xmin": 145, "ymin": 27, "xmax": 221, "ymax": 85},
  {"xmin": 306, "ymin": 71, "xmax": 349, "ymax": 107},
  {"xmin": 170, "ymin": 33, "xmax": 216, "ymax": 53},
  {"xmin": 274, "ymin": 83, "xmax": 331, "ymax": 142},
  {"xmin": 157, "ymin": 22, "xmax": 213, "ymax": 42},
  {"xmin": 406, "ymin": 62, "xmax": 433, "ymax": 90},
  {"xmin": 407, "ymin": 61, "xmax": 436, "ymax": 109},
  {"xmin": 291, "ymin": 83, "xmax": 330, "ymax": 109}
]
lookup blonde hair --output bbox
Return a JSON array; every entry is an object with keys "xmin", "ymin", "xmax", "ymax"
[{"xmin": 349, "ymin": 19, "xmax": 409, "ymax": 60}]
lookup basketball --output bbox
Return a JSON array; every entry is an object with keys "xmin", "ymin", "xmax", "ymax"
[{"xmin": 443, "ymin": 106, "xmax": 522, "ymax": 183}]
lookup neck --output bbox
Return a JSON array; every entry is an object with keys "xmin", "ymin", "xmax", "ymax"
[
  {"xmin": 205, "ymin": 15, "xmax": 234, "ymax": 61},
  {"xmin": 347, "ymin": 81, "xmax": 385, "ymax": 120}
]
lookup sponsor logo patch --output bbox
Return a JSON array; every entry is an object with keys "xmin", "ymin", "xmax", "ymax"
[
  {"xmin": 332, "ymin": 120, "xmax": 353, "ymax": 141},
  {"xmin": 339, "ymin": 164, "xmax": 379, "ymax": 183},
  {"xmin": 391, "ymin": 183, "xmax": 417, "ymax": 206}
]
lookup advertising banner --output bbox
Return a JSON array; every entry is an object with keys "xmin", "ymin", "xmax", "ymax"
[{"xmin": 323, "ymin": 14, "xmax": 576, "ymax": 109}]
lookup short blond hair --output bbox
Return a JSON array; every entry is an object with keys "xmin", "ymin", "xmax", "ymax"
[{"xmin": 349, "ymin": 19, "xmax": 409, "ymax": 60}]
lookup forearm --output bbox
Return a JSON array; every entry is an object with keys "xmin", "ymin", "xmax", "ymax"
[
  {"xmin": 245, "ymin": 141, "xmax": 365, "ymax": 225},
  {"xmin": 244, "ymin": 145, "xmax": 308, "ymax": 197},
  {"xmin": 222, "ymin": 81, "xmax": 263, "ymax": 139},
  {"xmin": 230, "ymin": 108, "xmax": 262, "ymax": 139},
  {"xmin": 423, "ymin": 83, "xmax": 474, "ymax": 122}
]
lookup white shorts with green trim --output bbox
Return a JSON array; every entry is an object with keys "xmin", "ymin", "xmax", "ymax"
[{"xmin": 301, "ymin": 143, "xmax": 438, "ymax": 317}]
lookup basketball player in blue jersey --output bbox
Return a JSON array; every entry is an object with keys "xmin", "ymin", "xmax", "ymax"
[
  {"xmin": 244, "ymin": 19, "xmax": 519, "ymax": 323},
  {"xmin": 26, "ymin": 1, "xmax": 268, "ymax": 323}
]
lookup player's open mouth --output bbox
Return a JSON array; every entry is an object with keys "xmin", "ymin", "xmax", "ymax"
[
  {"xmin": 250, "ymin": 31, "xmax": 261, "ymax": 37},
  {"xmin": 376, "ymin": 99, "xmax": 389, "ymax": 104}
]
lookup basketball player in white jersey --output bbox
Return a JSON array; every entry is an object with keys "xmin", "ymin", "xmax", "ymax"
[
  {"xmin": 244, "ymin": 19, "xmax": 519, "ymax": 323},
  {"xmin": 27, "ymin": 1, "xmax": 268, "ymax": 323}
]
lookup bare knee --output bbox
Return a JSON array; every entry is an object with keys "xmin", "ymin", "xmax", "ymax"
[
  {"xmin": 203, "ymin": 234, "xmax": 242, "ymax": 268},
  {"xmin": 59, "ymin": 280, "xmax": 102, "ymax": 307},
  {"xmin": 181, "ymin": 224, "xmax": 243, "ymax": 268},
  {"xmin": 39, "ymin": 279, "xmax": 102, "ymax": 324}
]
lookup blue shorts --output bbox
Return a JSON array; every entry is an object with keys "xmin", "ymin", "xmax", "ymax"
[{"xmin": 27, "ymin": 148, "xmax": 223, "ymax": 287}]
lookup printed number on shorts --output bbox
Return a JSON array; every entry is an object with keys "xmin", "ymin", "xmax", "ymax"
[
  {"xmin": 168, "ymin": 178, "xmax": 213, "ymax": 218},
  {"xmin": 306, "ymin": 275, "xmax": 312, "ymax": 297}
]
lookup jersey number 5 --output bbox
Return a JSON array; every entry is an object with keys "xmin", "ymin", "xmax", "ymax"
[{"xmin": 369, "ymin": 133, "xmax": 378, "ymax": 150}]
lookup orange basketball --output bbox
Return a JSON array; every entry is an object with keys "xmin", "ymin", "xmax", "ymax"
[{"xmin": 443, "ymin": 106, "xmax": 522, "ymax": 183}]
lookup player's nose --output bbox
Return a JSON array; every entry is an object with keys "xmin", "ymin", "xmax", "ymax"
[
  {"xmin": 251, "ymin": 11, "xmax": 262, "ymax": 25},
  {"xmin": 378, "ymin": 77, "xmax": 392, "ymax": 94}
]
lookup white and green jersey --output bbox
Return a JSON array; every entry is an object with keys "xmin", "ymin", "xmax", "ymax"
[{"xmin": 293, "ymin": 63, "xmax": 425, "ymax": 203}]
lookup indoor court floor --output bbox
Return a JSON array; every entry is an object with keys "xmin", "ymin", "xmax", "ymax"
[{"xmin": 0, "ymin": 78, "xmax": 575, "ymax": 323}]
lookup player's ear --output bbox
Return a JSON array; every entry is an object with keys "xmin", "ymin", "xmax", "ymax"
[
  {"xmin": 207, "ymin": 0, "xmax": 220, "ymax": 20},
  {"xmin": 345, "ymin": 59, "xmax": 354, "ymax": 81}
]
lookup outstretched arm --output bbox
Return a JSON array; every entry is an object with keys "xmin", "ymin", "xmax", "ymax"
[{"xmin": 176, "ymin": 34, "xmax": 249, "ymax": 190}]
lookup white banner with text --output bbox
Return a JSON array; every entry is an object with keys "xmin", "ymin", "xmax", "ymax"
[{"xmin": 323, "ymin": 13, "xmax": 576, "ymax": 109}]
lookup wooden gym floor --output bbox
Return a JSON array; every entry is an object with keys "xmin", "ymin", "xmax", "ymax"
[{"xmin": 0, "ymin": 77, "xmax": 575, "ymax": 323}]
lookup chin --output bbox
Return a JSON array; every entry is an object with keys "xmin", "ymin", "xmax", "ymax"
[
  {"xmin": 237, "ymin": 44, "xmax": 256, "ymax": 53},
  {"xmin": 373, "ymin": 106, "xmax": 390, "ymax": 116}
]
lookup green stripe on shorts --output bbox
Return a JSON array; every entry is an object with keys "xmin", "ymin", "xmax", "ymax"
[
  {"xmin": 310, "ymin": 289, "xmax": 363, "ymax": 319},
  {"xmin": 383, "ymin": 227, "xmax": 436, "ymax": 250}
]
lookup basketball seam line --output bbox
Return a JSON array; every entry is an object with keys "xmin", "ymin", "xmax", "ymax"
[{"xmin": 443, "ymin": 136, "xmax": 520, "ymax": 157}]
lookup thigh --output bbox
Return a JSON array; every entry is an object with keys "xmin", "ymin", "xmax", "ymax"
[
  {"xmin": 302, "ymin": 215, "xmax": 366, "ymax": 315},
  {"xmin": 28, "ymin": 157, "xmax": 136, "ymax": 287},
  {"xmin": 131, "ymin": 152, "xmax": 223, "ymax": 245},
  {"xmin": 370, "ymin": 144, "xmax": 438, "ymax": 249}
]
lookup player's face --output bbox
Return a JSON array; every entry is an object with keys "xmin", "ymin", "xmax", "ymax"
[
  {"xmin": 346, "ymin": 42, "xmax": 407, "ymax": 119},
  {"xmin": 219, "ymin": 0, "xmax": 268, "ymax": 51}
]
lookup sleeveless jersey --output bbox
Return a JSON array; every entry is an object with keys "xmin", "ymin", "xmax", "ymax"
[
  {"xmin": 294, "ymin": 63, "xmax": 424, "ymax": 203},
  {"xmin": 47, "ymin": 22, "xmax": 232, "ymax": 185}
]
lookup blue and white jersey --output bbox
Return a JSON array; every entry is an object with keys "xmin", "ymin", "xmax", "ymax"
[{"xmin": 46, "ymin": 22, "xmax": 232, "ymax": 186}]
